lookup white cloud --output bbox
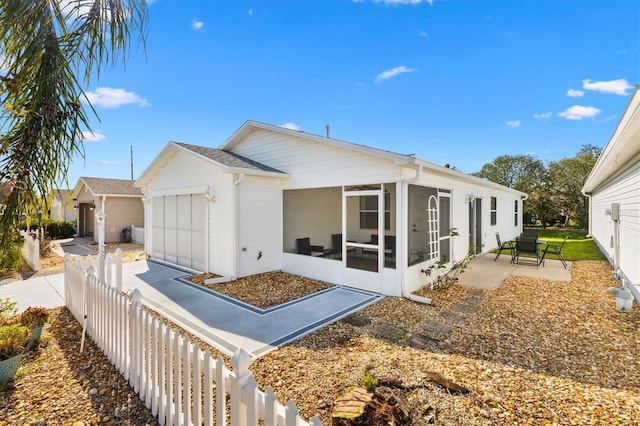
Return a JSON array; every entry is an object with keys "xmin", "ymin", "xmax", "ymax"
[
  {"xmin": 191, "ymin": 20, "xmax": 204, "ymax": 30},
  {"xmin": 374, "ymin": 66, "xmax": 416, "ymax": 83},
  {"xmin": 279, "ymin": 122, "xmax": 301, "ymax": 131},
  {"xmin": 373, "ymin": 0, "xmax": 434, "ymax": 4},
  {"xmin": 506, "ymin": 120, "xmax": 521, "ymax": 128},
  {"xmin": 557, "ymin": 105, "xmax": 602, "ymax": 120},
  {"xmin": 566, "ymin": 89, "xmax": 585, "ymax": 98},
  {"xmin": 533, "ymin": 112, "xmax": 552, "ymax": 119},
  {"xmin": 84, "ymin": 87, "xmax": 149, "ymax": 109},
  {"xmin": 98, "ymin": 160, "xmax": 127, "ymax": 166},
  {"xmin": 582, "ymin": 78, "xmax": 633, "ymax": 95},
  {"xmin": 418, "ymin": 31, "xmax": 429, "ymax": 38},
  {"xmin": 248, "ymin": 9, "xmax": 254, "ymax": 16},
  {"xmin": 80, "ymin": 131, "xmax": 106, "ymax": 142}
]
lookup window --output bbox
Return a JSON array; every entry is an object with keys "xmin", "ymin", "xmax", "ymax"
[
  {"xmin": 490, "ymin": 196, "xmax": 497, "ymax": 226},
  {"xmin": 514, "ymin": 200, "xmax": 519, "ymax": 226},
  {"xmin": 360, "ymin": 193, "xmax": 390, "ymax": 230}
]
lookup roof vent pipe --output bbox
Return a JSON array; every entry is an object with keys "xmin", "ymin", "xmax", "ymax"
[{"xmin": 325, "ymin": 124, "xmax": 330, "ymax": 138}]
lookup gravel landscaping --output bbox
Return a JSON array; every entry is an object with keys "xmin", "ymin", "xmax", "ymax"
[{"xmin": 1, "ymin": 258, "xmax": 638, "ymax": 425}]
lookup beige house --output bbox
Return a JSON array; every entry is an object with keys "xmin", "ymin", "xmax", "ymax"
[{"xmin": 71, "ymin": 177, "xmax": 144, "ymax": 243}]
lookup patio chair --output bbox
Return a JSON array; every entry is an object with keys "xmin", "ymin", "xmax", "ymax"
[
  {"xmin": 520, "ymin": 232, "xmax": 538, "ymax": 240},
  {"xmin": 494, "ymin": 232, "xmax": 515, "ymax": 262},
  {"xmin": 325, "ymin": 233, "xmax": 344, "ymax": 258},
  {"xmin": 296, "ymin": 237, "xmax": 325, "ymax": 256},
  {"xmin": 541, "ymin": 236, "xmax": 568, "ymax": 268},
  {"xmin": 514, "ymin": 237, "xmax": 541, "ymax": 268}
]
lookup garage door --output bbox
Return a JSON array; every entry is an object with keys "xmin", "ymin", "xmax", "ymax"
[{"xmin": 152, "ymin": 194, "xmax": 206, "ymax": 271}]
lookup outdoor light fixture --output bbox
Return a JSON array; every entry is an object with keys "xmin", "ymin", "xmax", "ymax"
[
  {"xmin": 89, "ymin": 203, "xmax": 95, "ymax": 210},
  {"xmin": 73, "ymin": 204, "xmax": 78, "ymax": 210}
]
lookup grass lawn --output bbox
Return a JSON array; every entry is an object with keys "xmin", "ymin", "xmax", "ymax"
[{"xmin": 523, "ymin": 227, "xmax": 607, "ymax": 261}]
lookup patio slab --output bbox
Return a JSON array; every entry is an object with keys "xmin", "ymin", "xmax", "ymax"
[{"xmin": 458, "ymin": 252, "xmax": 572, "ymax": 290}]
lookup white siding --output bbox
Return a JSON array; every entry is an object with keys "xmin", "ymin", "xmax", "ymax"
[
  {"xmin": 590, "ymin": 160, "xmax": 640, "ymax": 285},
  {"xmin": 141, "ymin": 149, "xmax": 237, "ymax": 276},
  {"xmin": 230, "ymin": 129, "xmax": 403, "ymax": 188},
  {"xmin": 236, "ymin": 175, "xmax": 283, "ymax": 277}
]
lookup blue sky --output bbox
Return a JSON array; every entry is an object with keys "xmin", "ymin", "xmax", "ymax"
[{"xmin": 69, "ymin": 0, "xmax": 639, "ymax": 186}]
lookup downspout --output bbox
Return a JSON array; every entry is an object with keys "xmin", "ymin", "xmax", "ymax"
[
  {"xmin": 230, "ymin": 173, "xmax": 246, "ymax": 279},
  {"xmin": 399, "ymin": 165, "xmax": 433, "ymax": 304}
]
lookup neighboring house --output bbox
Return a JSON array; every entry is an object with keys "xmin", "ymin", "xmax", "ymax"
[
  {"xmin": 135, "ymin": 120, "xmax": 526, "ymax": 296},
  {"xmin": 582, "ymin": 85, "xmax": 640, "ymax": 303},
  {"xmin": 50, "ymin": 189, "xmax": 76, "ymax": 222},
  {"xmin": 71, "ymin": 177, "xmax": 144, "ymax": 243}
]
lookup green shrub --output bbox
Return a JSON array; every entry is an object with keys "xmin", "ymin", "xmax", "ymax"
[
  {"xmin": 0, "ymin": 324, "xmax": 30, "ymax": 360},
  {"xmin": 360, "ymin": 373, "xmax": 378, "ymax": 392},
  {"xmin": 0, "ymin": 240, "xmax": 23, "ymax": 272},
  {"xmin": 0, "ymin": 298, "xmax": 18, "ymax": 324}
]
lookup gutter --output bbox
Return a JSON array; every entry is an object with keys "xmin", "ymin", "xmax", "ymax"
[{"xmin": 399, "ymin": 165, "xmax": 433, "ymax": 305}]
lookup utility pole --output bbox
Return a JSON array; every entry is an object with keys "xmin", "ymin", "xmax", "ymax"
[{"xmin": 130, "ymin": 146, "xmax": 134, "ymax": 180}]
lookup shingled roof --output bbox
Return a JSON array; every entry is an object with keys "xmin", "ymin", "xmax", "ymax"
[
  {"xmin": 173, "ymin": 142, "xmax": 286, "ymax": 174},
  {"xmin": 75, "ymin": 177, "xmax": 143, "ymax": 197}
]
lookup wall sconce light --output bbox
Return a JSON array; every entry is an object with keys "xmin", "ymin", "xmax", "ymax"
[
  {"xmin": 89, "ymin": 203, "xmax": 95, "ymax": 210},
  {"xmin": 73, "ymin": 204, "xmax": 78, "ymax": 210},
  {"xmin": 204, "ymin": 192, "xmax": 215, "ymax": 203}
]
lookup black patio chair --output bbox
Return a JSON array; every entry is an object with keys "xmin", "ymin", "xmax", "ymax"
[
  {"xmin": 494, "ymin": 232, "xmax": 515, "ymax": 262},
  {"xmin": 296, "ymin": 237, "xmax": 325, "ymax": 256},
  {"xmin": 520, "ymin": 232, "xmax": 538, "ymax": 240},
  {"xmin": 514, "ymin": 237, "xmax": 541, "ymax": 268},
  {"xmin": 541, "ymin": 236, "xmax": 568, "ymax": 268}
]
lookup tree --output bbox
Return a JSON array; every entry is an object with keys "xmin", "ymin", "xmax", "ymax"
[
  {"xmin": 473, "ymin": 154, "xmax": 549, "ymax": 224},
  {"xmin": 0, "ymin": 1, "xmax": 147, "ymax": 248},
  {"xmin": 548, "ymin": 145, "xmax": 600, "ymax": 228}
]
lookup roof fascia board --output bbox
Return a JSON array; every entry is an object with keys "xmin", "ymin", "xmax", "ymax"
[
  {"xmin": 582, "ymin": 85, "xmax": 640, "ymax": 194},
  {"xmin": 220, "ymin": 120, "xmax": 413, "ymax": 164},
  {"xmin": 412, "ymin": 159, "xmax": 527, "ymax": 196}
]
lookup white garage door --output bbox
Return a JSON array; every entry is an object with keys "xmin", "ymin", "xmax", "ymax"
[{"xmin": 152, "ymin": 194, "xmax": 206, "ymax": 271}]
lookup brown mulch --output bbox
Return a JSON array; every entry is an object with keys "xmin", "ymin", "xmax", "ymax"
[
  {"xmin": 1, "ymin": 260, "xmax": 639, "ymax": 425},
  {"xmin": 186, "ymin": 271, "xmax": 333, "ymax": 309}
]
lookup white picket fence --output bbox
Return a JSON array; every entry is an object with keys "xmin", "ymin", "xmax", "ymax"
[
  {"xmin": 20, "ymin": 229, "xmax": 40, "ymax": 271},
  {"xmin": 65, "ymin": 250, "xmax": 123, "ymax": 291},
  {"xmin": 64, "ymin": 258, "xmax": 322, "ymax": 426}
]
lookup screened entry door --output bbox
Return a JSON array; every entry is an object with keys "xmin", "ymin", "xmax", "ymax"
[
  {"xmin": 152, "ymin": 194, "xmax": 207, "ymax": 271},
  {"xmin": 342, "ymin": 188, "xmax": 383, "ymax": 293}
]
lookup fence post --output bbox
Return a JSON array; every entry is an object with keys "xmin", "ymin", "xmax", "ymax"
[
  {"xmin": 32, "ymin": 236, "xmax": 39, "ymax": 272},
  {"xmin": 230, "ymin": 348, "xmax": 252, "ymax": 425}
]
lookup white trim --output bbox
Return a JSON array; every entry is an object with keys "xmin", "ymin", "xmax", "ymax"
[{"xmin": 147, "ymin": 185, "xmax": 209, "ymax": 198}]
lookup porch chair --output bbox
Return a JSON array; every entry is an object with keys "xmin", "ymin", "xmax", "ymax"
[
  {"xmin": 494, "ymin": 232, "xmax": 515, "ymax": 262},
  {"xmin": 296, "ymin": 237, "xmax": 325, "ymax": 257},
  {"xmin": 541, "ymin": 236, "xmax": 568, "ymax": 269},
  {"xmin": 514, "ymin": 237, "xmax": 542, "ymax": 268},
  {"xmin": 384, "ymin": 235, "xmax": 396, "ymax": 264}
]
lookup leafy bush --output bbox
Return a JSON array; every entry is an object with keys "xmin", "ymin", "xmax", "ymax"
[
  {"xmin": 0, "ymin": 298, "xmax": 18, "ymax": 324},
  {"xmin": 45, "ymin": 220, "xmax": 76, "ymax": 239},
  {"xmin": 0, "ymin": 324, "xmax": 30, "ymax": 360},
  {"xmin": 0, "ymin": 240, "xmax": 23, "ymax": 272},
  {"xmin": 19, "ymin": 307, "xmax": 49, "ymax": 328}
]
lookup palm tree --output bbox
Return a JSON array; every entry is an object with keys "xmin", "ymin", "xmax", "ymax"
[{"xmin": 0, "ymin": 0, "xmax": 147, "ymax": 248}]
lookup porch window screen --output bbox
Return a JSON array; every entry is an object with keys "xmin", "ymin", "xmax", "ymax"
[
  {"xmin": 514, "ymin": 200, "xmax": 518, "ymax": 226},
  {"xmin": 360, "ymin": 193, "xmax": 390, "ymax": 230},
  {"xmin": 427, "ymin": 195, "xmax": 439, "ymax": 260},
  {"xmin": 490, "ymin": 196, "xmax": 497, "ymax": 226}
]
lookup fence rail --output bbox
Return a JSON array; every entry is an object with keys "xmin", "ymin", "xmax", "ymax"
[{"xmin": 64, "ymin": 258, "xmax": 322, "ymax": 426}]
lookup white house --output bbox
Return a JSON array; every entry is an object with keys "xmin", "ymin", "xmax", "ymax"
[
  {"xmin": 50, "ymin": 189, "xmax": 75, "ymax": 222},
  {"xmin": 582, "ymin": 85, "xmax": 640, "ymax": 303},
  {"xmin": 135, "ymin": 120, "xmax": 526, "ymax": 296}
]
